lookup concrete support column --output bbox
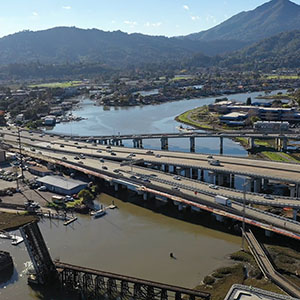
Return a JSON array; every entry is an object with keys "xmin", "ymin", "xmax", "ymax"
[
  {"xmin": 265, "ymin": 230, "xmax": 273, "ymax": 237},
  {"xmin": 173, "ymin": 166, "xmax": 177, "ymax": 174},
  {"xmin": 104, "ymin": 139, "xmax": 108, "ymax": 145},
  {"xmin": 215, "ymin": 214, "xmax": 224, "ymax": 222},
  {"xmin": 133, "ymin": 139, "xmax": 137, "ymax": 148},
  {"xmin": 143, "ymin": 192, "xmax": 148, "ymax": 201},
  {"xmin": 161, "ymin": 137, "xmax": 168, "ymax": 150},
  {"xmin": 184, "ymin": 168, "xmax": 191, "ymax": 178},
  {"xmin": 164, "ymin": 164, "xmax": 169, "ymax": 172},
  {"xmin": 178, "ymin": 203, "xmax": 183, "ymax": 211},
  {"xmin": 114, "ymin": 183, "xmax": 119, "ymax": 192},
  {"xmin": 253, "ymin": 178, "xmax": 262, "ymax": 193},
  {"xmin": 190, "ymin": 137, "xmax": 195, "ymax": 153},
  {"xmin": 191, "ymin": 168, "xmax": 198, "ymax": 180},
  {"xmin": 263, "ymin": 178, "xmax": 269, "ymax": 190},
  {"xmin": 218, "ymin": 173, "xmax": 224, "ymax": 186},
  {"xmin": 230, "ymin": 174, "xmax": 235, "ymax": 189},
  {"xmin": 220, "ymin": 137, "xmax": 223, "ymax": 155},
  {"xmin": 282, "ymin": 137, "xmax": 287, "ymax": 152},
  {"xmin": 289, "ymin": 184, "xmax": 296, "ymax": 198},
  {"xmin": 249, "ymin": 137, "xmax": 255, "ymax": 150},
  {"xmin": 208, "ymin": 171, "xmax": 215, "ymax": 184},
  {"xmin": 200, "ymin": 169, "xmax": 204, "ymax": 181},
  {"xmin": 293, "ymin": 209, "xmax": 298, "ymax": 221}
]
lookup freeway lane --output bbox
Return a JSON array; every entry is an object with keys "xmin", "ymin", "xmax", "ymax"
[
  {"xmin": 2, "ymin": 128, "xmax": 300, "ymax": 184},
  {"xmin": 3, "ymin": 131, "xmax": 300, "ymax": 208},
  {"xmin": 19, "ymin": 146, "xmax": 300, "ymax": 237}
]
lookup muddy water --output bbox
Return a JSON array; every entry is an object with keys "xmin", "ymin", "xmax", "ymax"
[{"xmin": 0, "ymin": 193, "xmax": 240, "ymax": 299}]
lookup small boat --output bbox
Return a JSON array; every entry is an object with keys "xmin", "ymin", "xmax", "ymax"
[{"xmin": 92, "ymin": 209, "xmax": 106, "ymax": 219}]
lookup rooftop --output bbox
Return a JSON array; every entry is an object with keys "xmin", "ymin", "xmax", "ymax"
[
  {"xmin": 225, "ymin": 284, "xmax": 298, "ymax": 300},
  {"xmin": 36, "ymin": 175, "xmax": 87, "ymax": 190}
]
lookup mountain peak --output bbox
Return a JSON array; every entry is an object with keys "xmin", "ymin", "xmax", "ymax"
[{"xmin": 185, "ymin": 0, "xmax": 300, "ymax": 42}]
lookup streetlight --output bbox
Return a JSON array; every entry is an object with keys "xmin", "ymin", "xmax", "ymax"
[{"xmin": 241, "ymin": 178, "xmax": 251, "ymax": 251}]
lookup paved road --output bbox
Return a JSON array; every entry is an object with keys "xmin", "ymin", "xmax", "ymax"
[
  {"xmin": 17, "ymin": 146, "xmax": 300, "ymax": 236},
  {"xmin": 2, "ymin": 128, "xmax": 300, "ymax": 185}
]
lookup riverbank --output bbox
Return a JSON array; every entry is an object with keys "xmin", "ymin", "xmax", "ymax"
[
  {"xmin": 0, "ymin": 212, "xmax": 37, "ymax": 231},
  {"xmin": 196, "ymin": 242, "xmax": 300, "ymax": 299}
]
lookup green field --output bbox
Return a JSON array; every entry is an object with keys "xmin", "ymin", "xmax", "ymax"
[
  {"xmin": 266, "ymin": 75, "xmax": 300, "ymax": 80},
  {"xmin": 29, "ymin": 80, "xmax": 83, "ymax": 88}
]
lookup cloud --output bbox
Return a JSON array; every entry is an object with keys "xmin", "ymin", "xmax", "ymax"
[
  {"xmin": 124, "ymin": 20, "xmax": 137, "ymax": 27},
  {"xmin": 62, "ymin": 6, "xmax": 71, "ymax": 10},
  {"xmin": 183, "ymin": 5, "xmax": 189, "ymax": 11},
  {"xmin": 144, "ymin": 22, "xmax": 162, "ymax": 28},
  {"xmin": 191, "ymin": 16, "xmax": 200, "ymax": 21},
  {"xmin": 206, "ymin": 14, "xmax": 217, "ymax": 24},
  {"xmin": 32, "ymin": 12, "xmax": 38, "ymax": 16}
]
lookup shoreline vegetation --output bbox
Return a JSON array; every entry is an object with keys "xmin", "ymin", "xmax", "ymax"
[{"xmin": 196, "ymin": 243, "xmax": 300, "ymax": 299}]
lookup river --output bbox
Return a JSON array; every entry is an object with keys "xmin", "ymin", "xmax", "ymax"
[{"xmin": 0, "ymin": 90, "xmax": 283, "ymax": 299}]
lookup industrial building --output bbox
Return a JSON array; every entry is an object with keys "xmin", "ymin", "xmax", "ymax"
[
  {"xmin": 225, "ymin": 284, "xmax": 298, "ymax": 300},
  {"xmin": 28, "ymin": 165, "xmax": 53, "ymax": 177},
  {"xmin": 36, "ymin": 175, "xmax": 88, "ymax": 195}
]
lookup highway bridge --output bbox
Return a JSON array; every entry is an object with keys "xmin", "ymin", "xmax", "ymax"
[
  {"xmin": 10, "ymin": 142, "xmax": 300, "ymax": 241},
  {"xmin": 2, "ymin": 128, "xmax": 300, "ymax": 193}
]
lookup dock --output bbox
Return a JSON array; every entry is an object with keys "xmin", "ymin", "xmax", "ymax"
[{"xmin": 63, "ymin": 217, "xmax": 78, "ymax": 226}]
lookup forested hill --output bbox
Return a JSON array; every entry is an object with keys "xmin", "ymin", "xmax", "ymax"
[
  {"xmin": 0, "ymin": 27, "xmax": 246, "ymax": 67},
  {"xmin": 185, "ymin": 0, "xmax": 300, "ymax": 42}
]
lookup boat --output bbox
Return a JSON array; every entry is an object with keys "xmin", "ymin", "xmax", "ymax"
[{"xmin": 92, "ymin": 209, "xmax": 106, "ymax": 219}]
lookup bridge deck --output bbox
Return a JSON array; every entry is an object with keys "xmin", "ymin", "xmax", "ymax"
[{"xmin": 54, "ymin": 260, "xmax": 210, "ymax": 299}]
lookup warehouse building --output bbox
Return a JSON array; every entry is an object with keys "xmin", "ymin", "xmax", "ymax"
[
  {"xmin": 28, "ymin": 165, "xmax": 53, "ymax": 177},
  {"xmin": 36, "ymin": 175, "xmax": 88, "ymax": 195}
]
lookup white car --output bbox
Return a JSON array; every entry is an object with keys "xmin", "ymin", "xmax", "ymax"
[{"xmin": 37, "ymin": 186, "xmax": 47, "ymax": 192}]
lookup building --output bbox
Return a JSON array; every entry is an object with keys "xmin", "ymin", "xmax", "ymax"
[
  {"xmin": 36, "ymin": 175, "xmax": 88, "ymax": 195},
  {"xmin": 43, "ymin": 116, "xmax": 56, "ymax": 126},
  {"xmin": 254, "ymin": 121, "xmax": 289, "ymax": 132},
  {"xmin": 219, "ymin": 112, "xmax": 248, "ymax": 126},
  {"xmin": 225, "ymin": 284, "xmax": 298, "ymax": 300},
  {"xmin": 28, "ymin": 166, "xmax": 53, "ymax": 177},
  {"xmin": 0, "ymin": 150, "xmax": 6, "ymax": 162}
]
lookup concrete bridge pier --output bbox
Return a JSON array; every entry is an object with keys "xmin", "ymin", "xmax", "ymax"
[
  {"xmin": 161, "ymin": 137, "xmax": 168, "ymax": 150},
  {"xmin": 253, "ymin": 178, "xmax": 262, "ymax": 193},
  {"xmin": 178, "ymin": 203, "xmax": 183, "ymax": 211},
  {"xmin": 265, "ymin": 230, "xmax": 273, "ymax": 237},
  {"xmin": 220, "ymin": 137, "xmax": 223, "ymax": 155},
  {"xmin": 136, "ymin": 139, "xmax": 143, "ymax": 148},
  {"xmin": 133, "ymin": 139, "xmax": 138, "ymax": 148},
  {"xmin": 200, "ymin": 169, "xmax": 204, "ymax": 181},
  {"xmin": 214, "ymin": 214, "xmax": 224, "ymax": 222},
  {"xmin": 208, "ymin": 171, "xmax": 215, "ymax": 184},
  {"xmin": 184, "ymin": 168, "xmax": 191, "ymax": 178},
  {"xmin": 190, "ymin": 137, "xmax": 195, "ymax": 153},
  {"xmin": 173, "ymin": 166, "xmax": 177, "ymax": 174},
  {"xmin": 143, "ymin": 192, "xmax": 148, "ymax": 201},
  {"xmin": 263, "ymin": 178, "xmax": 269, "ymax": 190},
  {"xmin": 114, "ymin": 183, "xmax": 119, "ymax": 192},
  {"xmin": 293, "ymin": 209, "xmax": 298, "ymax": 221},
  {"xmin": 191, "ymin": 168, "xmax": 198, "ymax": 179},
  {"xmin": 289, "ymin": 184, "xmax": 296, "ymax": 198},
  {"xmin": 282, "ymin": 137, "xmax": 288, "ymax": 152},
  {"xmin": 248, "ymin": 137, "xmax": 255, "ymax": 151},
  {"xmin": 230, "ymin": 174, "xmax": 235, "ymax": 188},
  {"xmin": 164, "ymin": 164, "xmax": 169, "ymax": 172},
  {"xmin": 217, "ymin": 173, "xmax": 224, "ymax": 186}
]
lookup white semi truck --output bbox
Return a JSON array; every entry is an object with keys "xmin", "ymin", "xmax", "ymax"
[{"xmin": 215, "ymin": 195, "xmax": 231, "ymax": 207}]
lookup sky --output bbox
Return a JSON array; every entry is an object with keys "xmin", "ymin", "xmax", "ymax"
[{"xmin": 1, "ymin": 0, "xmax": 300, "ymax": 38}]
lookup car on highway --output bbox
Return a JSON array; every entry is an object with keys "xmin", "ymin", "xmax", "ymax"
[
  {"xmin": 209, "ymin": 184, "xmax": 219, "ymax": 190},
  {"xmin": 79, "ymin": 154, "xmax": 85, "ymax": 159},
  {"xmin": 78, "ymin": 161, "xmax": 84, "ymax": 165},
  {"xmin": 173, "ymin": 175, "xmax": 181, "ymax": 180},
  {"xmin": 96, "ymin": 150, "xmax": 102, "ymax": 153},
  {"xmin": 146, "ymin": 150, "xmax": 154, "ymax": 155},
  {"xmin": 264, "ymin": 194, "xmax": 274, "ymax": 200},
  {"xmin": 30, "ymin": 147, "xmax": 35, "ymax": 151},
  {"xmin": 155, "ymin": 154, "xmax": 161, "ymax": 158},
  {"xmin": 99, "ymin": 158, "xmax": 104, "ymax": 163},
  {"xmin": 106, "ymin": 146, "xmax": 111, "ymax": 149},
  {"xmin": 77, "ymin": 146, "xmax": 82, "ymax": 149},
  {"xmin": 130, "ymin": 175, "xmax": 137, "ymax": 179},
  {"xmin": 207, "ymin": 155, "xmax": 213, "ymax": 159},
  {"xmin": 111, "ymin": 152, "xmax": 117, "ymax": 156},
  {"xmin": 60, "ymin": 144, "xmax": 64, "ymax": 148},
  {"xmin": 74, "ymin": 156, "xmax": 80, "ymax": 160},
  {"xmin": 113, "ymin": 169, "xmax": 120, "ymax": 173},
  {"xmin": 172, "ymin": 186, "xmax": 180, "ymax": 191},
  {"xmin": 46, "ymin": 145, "xmax": 51, "ymax": 148},
  {"xmin": 62, "ymin": 156, "xmax": 67, "ymax": 160},
  {"xmin": 102, "ymin": 166, "xmax": 108, "ymax": 170}
]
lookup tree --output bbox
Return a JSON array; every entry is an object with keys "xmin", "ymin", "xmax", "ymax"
[{"xmin": 78, "ymin": 189, "xmax": 94, "ymax": 203}]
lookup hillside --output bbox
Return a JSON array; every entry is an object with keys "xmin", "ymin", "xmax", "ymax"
[
  {"xmin": 185, "ymin": 0, "xmax": 300, "ymax": 42},
  {"xmin": 0, "ymin": 27, "xmax": 246, "ymax": 67}
]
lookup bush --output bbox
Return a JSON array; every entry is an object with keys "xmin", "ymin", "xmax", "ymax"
[
  {"xmin": 203, "ymin": 275, "xmax": 215, "ymax": 285},
  {"xmin": 230, "ymin": 251, "xmax": 251, "ymax": 262},
  {"xmin": 78, "ymin": 189, "xmax": 94, "ymax": 202}
]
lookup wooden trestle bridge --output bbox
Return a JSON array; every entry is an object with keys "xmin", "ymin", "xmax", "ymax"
[{"xmin": 20, "ymin": 221, "xmax": 210, "ymax": 300}]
